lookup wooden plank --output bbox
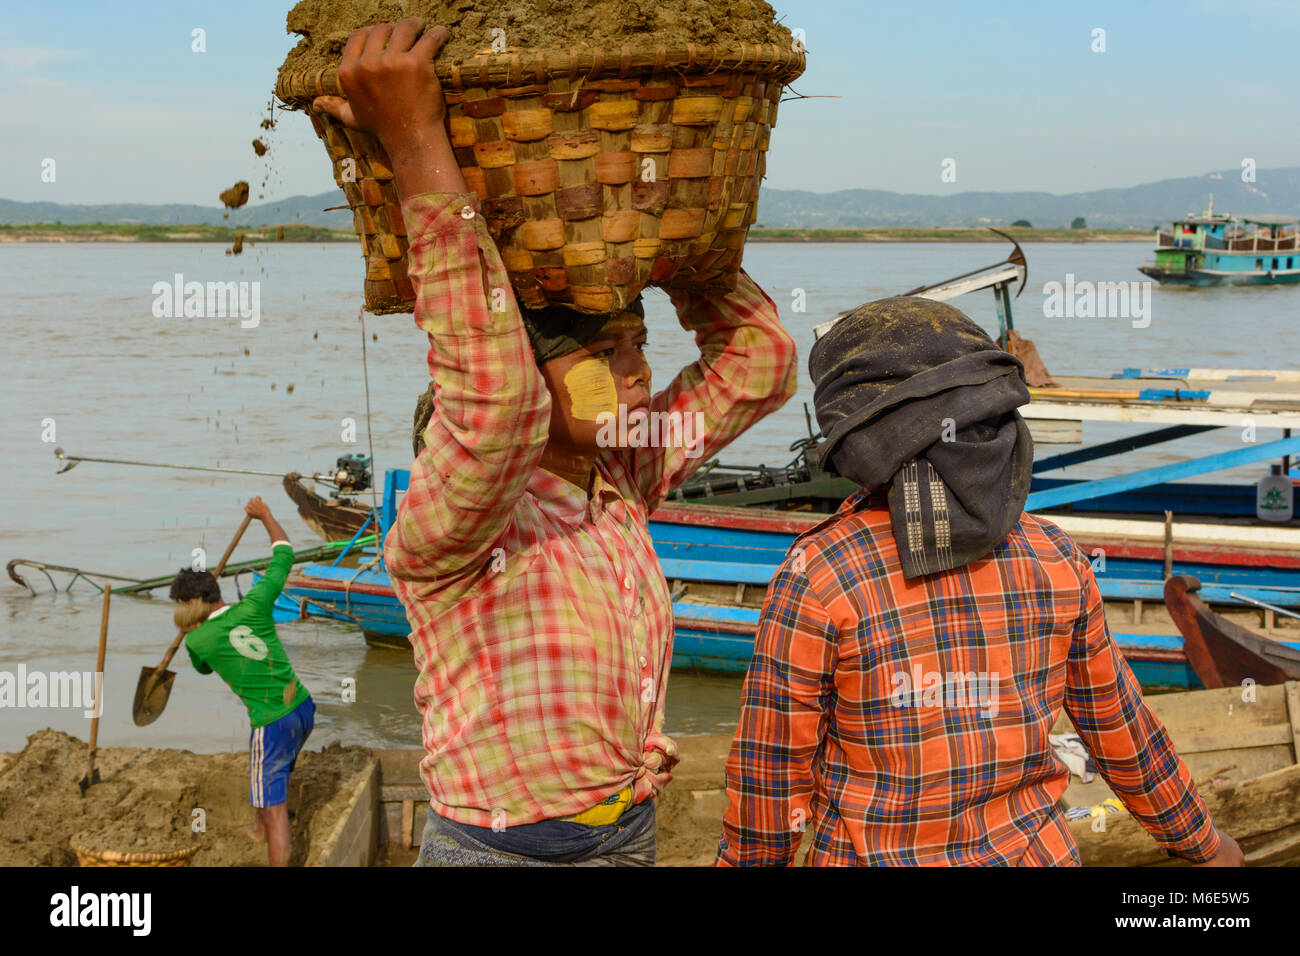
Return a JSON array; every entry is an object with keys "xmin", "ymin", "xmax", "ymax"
[
  {"xmin": 1027, "ymin": 419, "xmax": 1083, "ymax": 444},
  {"xmin": 380, "ymin": 784, "xmax": 428, "ymax": 802},
  {"xmin": 1286, "ymin": 681, "xmax": 1300, "ymax": 764},
  {"xmin": 1047, "ymin": 514, "xmax": 1300, "ymax": 551},
  {"xmin": 401, "ymin": 799, "xmax": 415, "ymax": 850},
  {"xmin": 1031, "ymin": 388, "xmax": 1142, "ymax": 401},
  {"xmin": 1022, "ymin": 401, "xmax": 1300, "ymax": 429},
  {"xmin": 1178, "ymin": 723, "xmax": 1294, "ymax": 755},
  {"xmin": 1152, "ymin": 682, "xmax": 1287, "ymax": 731},
  {"xmin": 1071, "ymin": 764, "xmax": 1300, "ymax": 866},
  {"xmin": 1243, "ymin": 827, "xmax": 1300, "ymax": 866},
  {"xmin": 1186, "ymin": 369, "xmax": 1300, "ymax": 383},
  {"xmin": 370, "ymin": 747, "xmax": 424, "ymax": 782}
]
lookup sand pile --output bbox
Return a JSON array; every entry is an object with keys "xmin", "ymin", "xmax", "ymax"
[
  {"xmin": 280, "ymin": 0, "xmax": 793, "ymax": 76},
  {"xmin": 0, "ymin": 729, "xmax": 372, "ymax": 867}
]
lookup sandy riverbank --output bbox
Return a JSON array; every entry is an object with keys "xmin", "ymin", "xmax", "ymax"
[
  {"xmin": 0, "ymin": 730, "xmax": 766, "ymax": 867},
  {"xmin": 0, "ymin": 730, "xmax": 372, "ymax": 866}
]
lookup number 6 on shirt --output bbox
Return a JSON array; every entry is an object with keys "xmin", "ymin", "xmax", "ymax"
[{"xmin": 229, "ymin": 625, "xmax": 269, "ymax": 661}]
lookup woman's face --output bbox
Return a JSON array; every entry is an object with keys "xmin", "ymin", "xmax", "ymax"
[{"xmin": 538, "ymin": 312, "xmax": 652, "ymax": 454}]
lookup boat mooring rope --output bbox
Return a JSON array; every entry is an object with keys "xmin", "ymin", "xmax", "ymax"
[{"xmin": 359, "ymin": 306, "xmax": 380, "ymax": 514}]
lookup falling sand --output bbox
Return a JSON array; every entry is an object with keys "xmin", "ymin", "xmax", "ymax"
[{"xmin": 219, "ymin": 181, "xmax": 250, "ymax": 209}]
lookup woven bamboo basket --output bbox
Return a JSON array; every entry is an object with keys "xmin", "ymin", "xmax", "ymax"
[
  {"xmin": 276, "ymin": 42, "xmax": 805, "ymax": 314},
  {"xmin": 71, "ymin": 839, "xmax": 199, "ymax": 867}
]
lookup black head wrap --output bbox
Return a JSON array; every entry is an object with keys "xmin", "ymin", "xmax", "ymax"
[
  {"xmin": 808, "ymin": 296, "xmax": 1034, "ymax": 578},
  {"xmin": 521, "ymin": 297, "xmax": 645, "ymax": 366}
]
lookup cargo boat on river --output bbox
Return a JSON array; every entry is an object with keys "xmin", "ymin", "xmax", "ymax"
[{"xmin": 1139, "ymin": 198, "xmax": 1300, "ymax": 286}]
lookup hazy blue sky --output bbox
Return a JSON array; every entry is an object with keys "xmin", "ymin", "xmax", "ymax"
[{"xmin": 3, "ymin": 0, "xmax": 1297, "ymax": 205}]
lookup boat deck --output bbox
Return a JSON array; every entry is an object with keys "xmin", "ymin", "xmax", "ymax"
[{"xmin": 1026, "ymin": 369, "xmax": 1300, "ymax": 427}]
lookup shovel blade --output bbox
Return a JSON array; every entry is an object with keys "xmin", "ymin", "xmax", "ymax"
[{"xmin": 132, "ymin": 666, "xmax": 175, "ymax": 726}]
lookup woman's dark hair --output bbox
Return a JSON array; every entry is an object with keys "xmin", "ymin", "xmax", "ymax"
[{"xmin": 170, "ymin": 569, "xmax": 221, "ymax": 604}]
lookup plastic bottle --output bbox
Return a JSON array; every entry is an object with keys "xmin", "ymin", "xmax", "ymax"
[{"xmin": 1256, "ymin": 465, "xmax": 1294, "ymax": 522}]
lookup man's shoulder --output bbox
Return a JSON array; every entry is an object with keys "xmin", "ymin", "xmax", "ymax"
[
  {"xmin": 790, "ymin": 492, "xmax": 893, "ymax": 563},
  {"xmin": 1010, "ymin": 512, "xmax": 1089, "ymax": 565},
  {"xmin": 191, "ymin": 601, "xmax": 261, "ymax": 640},
  {"xmin": 184, "ymin": 614, "xmax": 226, "ymax": 653}
]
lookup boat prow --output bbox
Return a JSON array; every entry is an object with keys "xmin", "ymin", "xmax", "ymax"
[
  {"xmin": 1164, "ymin": 575, "xmax": 1300, "ymax": 689},
  {"xmin": 282, "ymin": 472, "xmax": 373, "ymax": 543}
]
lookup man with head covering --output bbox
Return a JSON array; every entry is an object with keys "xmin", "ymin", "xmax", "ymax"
[
  {"xmin": 312, "ymin": 18, "xmax": 797, "ymax": 866},
  {"xmin": 716, "ymin": 296, "xmax": 1242, "ymax": 867}
]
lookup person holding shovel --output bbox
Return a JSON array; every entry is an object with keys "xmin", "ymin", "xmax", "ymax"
[
  {"xmin": 170, "ymin": 496, "xmax": 314, "ymax": 867},
  {"xmin": 310, "ymin": 18, "xmax": 797, "ymax": 865}
]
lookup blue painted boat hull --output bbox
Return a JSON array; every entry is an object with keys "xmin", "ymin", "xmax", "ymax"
[
  {"xmin": 1140, "ymin": 267, "xmax": 1300, "ymax": 287},
  {"xmin": 266, "ymin": 506, "xmax": 1299, "ymax": 691}
]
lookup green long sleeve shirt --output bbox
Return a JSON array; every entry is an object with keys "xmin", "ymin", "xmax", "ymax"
[{"xmin": 185, "ymin": 542, "xmax": 310, "ymax": 728}]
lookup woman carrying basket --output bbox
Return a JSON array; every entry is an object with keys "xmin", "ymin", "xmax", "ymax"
[{"xmin": 311, "ymin": 18, "xmax": 797, "ymax": 866}]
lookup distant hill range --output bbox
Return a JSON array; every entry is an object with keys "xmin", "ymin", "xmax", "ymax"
[{"xmin": 3, "ymin": 166, "xmax": 1296, "ymax": 230}]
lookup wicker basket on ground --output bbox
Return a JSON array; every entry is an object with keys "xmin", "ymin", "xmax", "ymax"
[
  {"xmin": 276, "ymin": 42, "xmax": 805, "ymax": 314},
  {"xmin": 71, "ymin": 839, "xmax": 200, "ymax": 867}
]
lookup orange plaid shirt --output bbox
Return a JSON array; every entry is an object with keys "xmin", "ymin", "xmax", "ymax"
[
  {"xmin": 718, "ymin": 490, "xmax": 1221, "ymax": 866},
  {"xmin": 384, "ymin": 191, "xmax": 797, "ymax": 829}
]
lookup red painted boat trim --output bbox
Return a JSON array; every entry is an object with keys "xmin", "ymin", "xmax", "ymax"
[
  {"xmin": 674, "ymin": 615, "xmax": 759, "ymax": 637},
  {"xmin": 1121, "ymin": 647, "xmax": 1187, "ymax": 663},
  {"xmin": 1065, "ymin": 537, "xmax": 1300, "ymax": 569},
  {"xmin": 651, "ymin": 502, "xmax": 827, "ymax": 535},
  {"xmin": 286, "ymin": 574, "xmax": 396, "ymax": 598}
]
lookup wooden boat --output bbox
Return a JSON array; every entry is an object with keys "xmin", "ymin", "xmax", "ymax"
[
  {"xmin": 267, "ymin": 498, "xmax": 1300, "ymax": 690},
  {"xmin": 1062, "ymin": 681, "xmax": 1300, "ymax": 866},
  {"xmin": 1164, "ymin": 575, "xmax": 1300, "ymax": 689},
  {"xmin": 282, "ymin": 472, "xmax": 374, "ymax": 543}
]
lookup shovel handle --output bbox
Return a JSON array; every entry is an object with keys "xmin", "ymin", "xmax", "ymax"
[
  {"xmin": 87, "ymin": 586, "xmax": 111, "ymax": 753},
  {"xmin": 156, "ymin": 628, "xmax": 186, "ymax": 674},
  {"xmin": 213, "ymin": 514, "xmax": 254, "ymax": 577}
]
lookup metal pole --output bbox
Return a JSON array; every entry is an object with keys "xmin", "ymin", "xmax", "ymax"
[
  {"xmin": 1229, "ymin": 591, "xmax": 1300, "ymax": 622},
  {"xmin": 54, "ymin": 447, "xmax": 293, "ymax": 479}
]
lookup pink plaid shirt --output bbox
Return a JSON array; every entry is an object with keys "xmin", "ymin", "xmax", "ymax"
[{"xmin": 384, "ymin": 191, "xmax": 797, "ymax": 828}]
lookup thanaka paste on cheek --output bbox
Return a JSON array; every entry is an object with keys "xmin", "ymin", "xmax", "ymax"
[{"xmin": 563, "ymin": 357, "xmax": 619, "ymax": 422}]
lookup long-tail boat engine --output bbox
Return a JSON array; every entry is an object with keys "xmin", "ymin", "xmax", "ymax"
[{"xmin": 330, "ymin": 454, "xmax": 371, "ymax": 498}]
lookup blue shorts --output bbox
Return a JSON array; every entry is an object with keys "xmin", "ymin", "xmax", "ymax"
[{"xmin": 249, "ymin": 696, "xmax": 315, "ymax": 808}]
